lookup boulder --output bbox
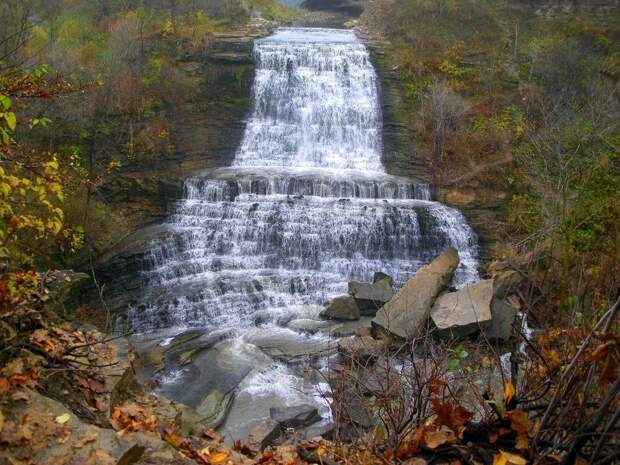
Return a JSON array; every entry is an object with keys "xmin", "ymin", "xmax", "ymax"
[
  {"xmin": 338, "ymin": 335, "xmax": 385, "ymax": 362},
  {"xmin": 430, "ymin": 280, "xmax": 494, "ymax": 339},
  {"xmin": 485, "ymin": 298, "xmax": 519, "ymax": 341},
  {"xmin": 249, "ymin": 418, "xmax": 282, "ymax": 451},
  {"xmin": 373, "ymin": 272, "xmax": 393, "ymax": 286},
  {"xmin": 269, "ymin": 404, "xmax": 322, "ymax": 429},
  {"xmin": 493, "ymin": 270, "xmax": 524, "ymax": 299},
  {"xmin": 348, "ymin": 279, "xmax": 394, "ymax": 316},
  {"xmin": 249, "ymin": 405, "xmax": 322, "ymax": 450},
  {"xmin": 320, "ymin": 295, "xmax": 360, "ymax": 320},
  {"xmin": 320, "ymin": 316, "xmax": 373, "ymax": 338},
  {"xmin": 287, "ymin": 318, "xmax": 331, "ymax": 334},
  {"xmin": 372, "ymin": 248, "xmax": 460, "ymax": 340}
]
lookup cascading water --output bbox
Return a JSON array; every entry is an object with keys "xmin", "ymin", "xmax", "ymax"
[{"xmin": 129, "ymin": 28, "xmax": 479, "ymax": 441}]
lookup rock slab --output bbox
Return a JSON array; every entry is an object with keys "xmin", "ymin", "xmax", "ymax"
[
  {"xmin": 348, "ymin": 278, "xmax": 394, "ymax": 316},
  {"xmin": 372, "ymin": 248, "xmax": 460, "ymax": 339},
  {"xmin": 430, "ymin": 279, "xmax": 494, "ymax": 338}
]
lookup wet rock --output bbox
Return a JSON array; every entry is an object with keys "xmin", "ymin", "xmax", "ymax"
[
  {"xmin": 245, "ymin": 327, "xmax": 336, "ymax": 362},
  {"xmin": 321, "ymin": 317, "xmax": 373, "ymax": 338},
  {"xmin": 485, "ymin": 299, "xmax": 519, "ymax": 341},
  {"xmin": 196, "ymin": 389, "xmax": 234, "ymax": 429},
  {"xmin": 348, "ymin": 278, "xmax": 394, "ymax": 316},
  {"xmin": 287, "ymin": 318, "xmax": 331, "ymax": 334},
  {"xmin": 430, "ymin": 279, "xmax": 494, "ymax": 339},
  {"xmin": 338, "ymin": 336, "xmax": 385, "ymax": 362},
  {"xmin": 372, "ymin": 248, "xmax": 460, "ymax": 340},
  {"xmin": 270, "ymin": 404, "xmax": 322, "ymax": 429},
  {"xmin": 320, "ymin": 295, "xmax": 360, "ymax": 321}
]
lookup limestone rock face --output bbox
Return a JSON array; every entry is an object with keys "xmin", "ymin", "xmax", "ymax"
[
  {"xmin": 372, "ymin": 248, "xmax": 460, "ymax": 340},
  {"xmin": 430, "ymin": 279, "xmax": 494, "ymax": 338},
  {"xmin": 320, "ymin": 295, "xmax": 360, "ymax": 320}
]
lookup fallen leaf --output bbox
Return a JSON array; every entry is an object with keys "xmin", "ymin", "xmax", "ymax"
[
  {"xmin": 404, "ymin": 459, "xmax": 427, "ymax": 465},
  {"xmin": 73, "ymin": 430, "xmax": 98, "ymax": 448},
  {"xmin": 504, "ymin": 383, "xmax": 516, "ymax": 405},
  {"xmin": 209, "ymin": 451, "xmax": 229, "ymax": 463},
  {"xmin": 493, "ymin": 450, "xmax": 527, "ymax": 465},
  {"xmin": 55, "ymin": 413, "xmax": 71, "ymax": 424},
  {"xmin": 11, "ymin": 390, "xmax": 29, "ymax": 402},
  {"xmin": 203, "ymin": 427, "xmax": 224, "ymax": 442},
  {"xmin": 0, "ymin": 411, "xmax": 4, "ymax": 433},
  {"xmin": 424, "ymin": 427, "xmax": 456, "ymax": 449},
  {"xmin": 0, "ymin": 377, "xmax": 9, "ymax": 395},
  {"xmin": 57, "ymin": 427, "xmax": 71, "ymax": 444}
]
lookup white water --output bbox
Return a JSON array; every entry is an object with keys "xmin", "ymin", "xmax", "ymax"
[{"xmin": 131, "ymin": 28, "xmax": 479, "ymax": 439}]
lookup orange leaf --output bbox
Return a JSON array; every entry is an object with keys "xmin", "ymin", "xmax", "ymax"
[
  {"xmin": 504, "ymin": 383, "xmax": 516, "ymax": 405},
  {"xmin": 493, "ymin": 450, "xmax": 528, "ymax": 465},
  {"xmin": 0, "ymin": 377, "xmax": 9, "ymax": 395},
  {"xmin": 424, "ymin": 427, "xmax": 456, "ymax": 449},
  {"xmin": 202, "ymin": 427, "xmax": 224, "ymax": 443},
  {"xmin": 209, "ymin": 451, "xmax": 229, "ymax": 463}
]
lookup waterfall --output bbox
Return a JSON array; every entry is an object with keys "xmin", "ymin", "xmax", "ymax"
[
  {"xmin": 128, "ymin": 28, "xmax": 479, "ymax": 439},
  {"xmin": 130, "ymin": 28, "xmax": 478, "ymax": 332}
]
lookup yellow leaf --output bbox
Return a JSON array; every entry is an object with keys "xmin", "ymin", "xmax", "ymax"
[
  {"xmin": 209, "ymin": 451, "xmax": 229, "ymax": 463},
  {"xmin": 494, "ymin": 450, "xmax": 527, "ymax": 465},
  {"xmin": 504, "ymin": 383, "xmax": 516, "ymax": 404},
  {"xmin": 55, "ymin": 413, "xmax": 71, "ymax": 424},
  {"xmin": 0, "ymin": 410, "xmax": 4, "ymax": 433}
]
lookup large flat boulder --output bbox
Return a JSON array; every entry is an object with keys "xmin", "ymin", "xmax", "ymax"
[
  {"xmin": 430, "ymin": 279, "xmax": 494, "ymax": 338},
  {"xmin": 320, "ymin": 295, "xmax": 360, "ymax": 320},
  {"xmin": 372, "ymin": 248, "xmax": 460, "ymax": 340}
]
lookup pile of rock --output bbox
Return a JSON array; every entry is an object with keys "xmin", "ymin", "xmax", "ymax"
[{"xmin": 319, "ymin": 248, "xmax": 523, "ymax": 359}]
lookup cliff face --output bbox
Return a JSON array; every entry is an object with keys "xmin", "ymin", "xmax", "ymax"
[{"xmin": 91, "ymin": 20, "xmax": 275, "ymax": 256}]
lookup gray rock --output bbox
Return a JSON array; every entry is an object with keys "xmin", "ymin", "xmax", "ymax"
[
  {"xmin": 244, "ymin": 327, "xmax": 336, "ymax": 362},
  {"xmin": 373, "ymin": 272, "xmax": 393, "ymax": 286},
  {"xmin": 270, "ymin": 404, "xmax": 322, "ymax": 428},
  {"xmin": 248, "ymin": 405, "xmax": 322, "ymax": 451},
  {"xmin": 485, "ymin": 299, "xmax": 519, "ymax": 341},
  {"xmin": 430, "ymin": 279, "xmax": 494, "ymax": 338},
  {"xmin": 320, "ymin": 295, "xmax": 360, "ymax": 321},
  {"xmin": 287, "ymin": 318, "xmax": 331, "ymax": 334},
  {"xmin": 196, "ymin": 389, "xmax": 234, "ymax": 428},
  {"xmin": 338, "ymin": 335, "xmax": 386, "ymax": 362},
  {"xmin": 249, "ymin": 418, "xmax": 281, "ymax": 451},
  {"xmin": 372, "ymin": 248, "xmax": 460, "ymax": 340},
  {"xmin": 348, "ymin": 279, "xmax": 394, "ymax": 316},
  {"xmin": 493, "ymin": 270, "xmax": 524, "ymax": 299},
  {"xmin": 322, "ymin": 316, "xmax": 374, "ymax": 338}
]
